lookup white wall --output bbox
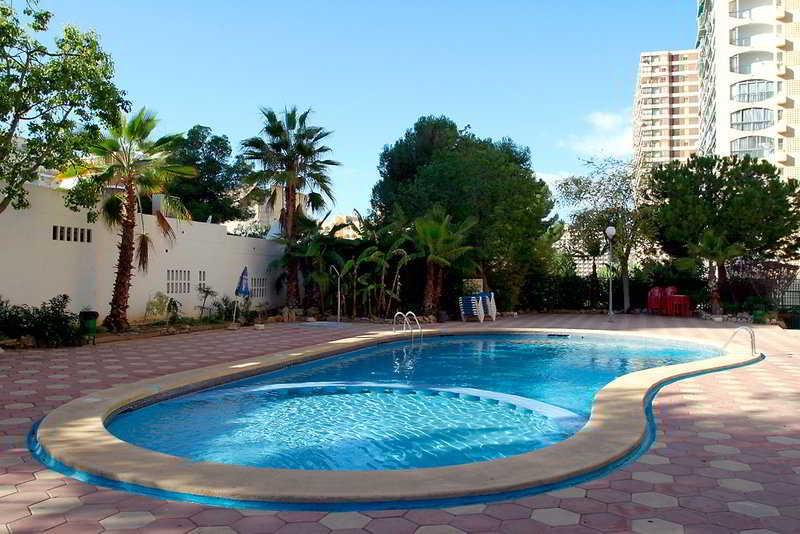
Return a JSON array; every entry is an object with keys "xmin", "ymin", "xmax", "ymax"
[{"xmin": 0, "ymin": 186, "xmax": 285, "ymax": 320}]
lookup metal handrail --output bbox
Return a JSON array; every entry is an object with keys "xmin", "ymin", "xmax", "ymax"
[
  {"xmin": 392, "ymin": 312, "xmax": 411, "ymax": 333},
  {"xmin": 392, "ymin": 311, "xmax": 423, "ymax": 341},
  {"xmin": 720, "ymin": 325, "xmax": 756, "ymax": 357},
  {"xmin": 405, "ymin": 311, "xmax": 423, "ymax": 341}
]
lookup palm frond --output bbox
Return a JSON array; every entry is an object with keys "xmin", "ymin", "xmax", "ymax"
[
  {"xmin": 136, "ymin": 233, "xmax": 154, "ymax": 272},
  {"xmin": 154, "ymin": 210, "xmax": 177, "ymax": 242},
  {"xmin": 101, "ymin": 194, "xmax": 125, "ymax": 228},
  {"xmin": 159, "ymin": 194, "xmax": 191, "ymax": 221},
  {"xmin": 125, "ymin": 108, "xmax": 158, "ymax": 142}
]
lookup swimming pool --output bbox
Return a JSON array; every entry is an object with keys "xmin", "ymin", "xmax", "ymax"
[{"xmin": 107, "ymin": 334, "xmax": 717, "ymax": 471}]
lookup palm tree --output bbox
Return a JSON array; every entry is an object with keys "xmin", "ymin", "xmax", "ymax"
[
  {"xmin": 678, "ymin": 230, "xmax": 743, "ymax": 316},
  {"xmin": 241, "ymin": 107, "xmax": 340, "ymax": 308},
  {"xmin": 413, "ymin": 206, "xmax": 476, "ymax": 315},
  {"xmin": 59, "ymin": 108, "xmax": 194, "ymax": 331}
]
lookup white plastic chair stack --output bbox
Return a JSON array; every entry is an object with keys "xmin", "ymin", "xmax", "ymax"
[
  {"xmin": 458, "ymin": 296, "xmax": 485, "ymax": 323},
  {"xmin": 479, "ymin": 292, "xmax": 497, "ymax": 321}
]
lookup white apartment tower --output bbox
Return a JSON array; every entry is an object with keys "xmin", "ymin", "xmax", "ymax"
[
  {"xmin": 697, "ymin": 0, "xmax": 799, "ymax": 179},
  {"xmin": 633, "ymin": 50, "xmax": 701, "ymax": 170}
]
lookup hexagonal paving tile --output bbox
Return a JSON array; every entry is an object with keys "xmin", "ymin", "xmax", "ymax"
[
  {"xmin": 189, "ymin": 528, "xmax": 238, "ymax": 534},
  {"xmin": 719, "ymin": 478, "xmax": 763, "ymax": 492},
  {"xmin": 415, "ymin": 526, "xmax": 466, "ymax": 534},
  {"xmin": 632, "ymin": 492, "xmax": 679, "ymax": 509},
  {"xmin": 633, "ymin": 471, "xmax": 675, "ymax": 484},
  {"xmin": 703, "ymin": 444, "xmax": 740, "ymax": 455},
  {"xmin": 530, "ymin": 507, "xmax": 579, "ymax": 526},
  {"xmin": 709, "ymin": 460, "xmax": 750, "ymax": 472},
  {"xmin": 28, "ymin": 496, "xmax": 82, "ymax": 515},
  {"xmin": 766, "ymin": 435, "xmax": 800, "ymax": 445},
  {"xmin": 320, "ymin": 511, "xmax": 371, "ymax": 529},
  {"xmin": 727, "ymin": 501, "xmax": 780, "ymax": 518},
  {"xmin": 632, "ymin": 517, "xmax": 685, "ymax": 534},
  {"xmin": 443, "ymin": 504, "xmax": 486, "ymax": 515},
  {"xmin": 99, "ymin": 510, "xmax": 156, "ymax": 530},
  {"xmin": 547, "ymin": 486, "xmax": 586, "ymax": 498},
  {"xmin": 639, "ymin": 454, "xmax": 670, "ymax": 465}
]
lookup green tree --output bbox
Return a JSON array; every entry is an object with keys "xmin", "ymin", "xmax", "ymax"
[
  {"xmin": 371, "ymin": 117, "xmax": 556, "ymax": 311},
  {"xmin": 0, "ymin": 1, "xmax": 127, "ymax": 214},
  {"xmin": 166, "ymin": 125, "xmax": 253, "ymax": 223},
  {"xmin": 370, "ymin": 115, "xmax": 459, "ymax": 218},
  {"xmin": 60, "ymin": 108, "xmax": 195, "ymax": 331},
  {"xmin": 413, "ymin": 206, "xmax": 475, "ymax": 315},
  {"xmin": 646, "ymin": 155, "xmax": 800, "ymax": 299},
  {"xmin": 241, "ymin": 107, "xmax": 339, "ymax": 308},
  {"xmin": 558, "ymin": 158, "xmax": 648, "ymax": 312}
]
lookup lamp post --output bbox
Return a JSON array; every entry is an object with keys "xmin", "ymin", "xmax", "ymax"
[{"xmin": 605, "ymin": 226, "xmax": 616, "ymax": 322}]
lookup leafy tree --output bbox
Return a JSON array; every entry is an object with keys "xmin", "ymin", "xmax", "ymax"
[
  {"xmin": 241, "ymin": 107, "xmax": 339, "ymax": 308},
  {"xmin": 413, "ymin": 206, "xmax": 475, "ymax": 315},
  {"xmin": 370, "ymin": 115, "xmax": 459, "ymax": 217},
  {"xmin": 646, "ymin": 155, "xmax": 800, "ymax": 300},
  {"xmin": 558, "ymin": 158, "xmax": 648, "ymax": 312},
  {"xmin": 166, "ymin": 125, "xmax": 253, "ymax": 223},
  {"xmin": 0, "ymin": 1, "xmax": 127, "ymax": 214},
  {"xmin": 371, "ymin": 118, "xmax": 557, "ymax": 311},
  {"xmin": 60, "ymin": 108, "xmax": 195, "ymax": 331}
]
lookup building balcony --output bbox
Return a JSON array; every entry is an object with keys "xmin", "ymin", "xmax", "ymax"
[
  {"xmin": 776, "ymin": 36, "xmax": 790, "ymax": 49},
  {"xmin": 777, "ymin": 121, "xmax": 793, "ymax": 136},
  {"xmin": 777, "ymin": 93, "xmax": 793, "ymax": 107},
  {"xmin": 777, "ymin": 63, "xmax": 792, "ymax": 78},
  {"xmin": 776, "ymin": 150, "xmax": 791, "ymax": 163},
  {"xmin": 776, "ymin": 7, "xmax": 790, "ymax": 22}
]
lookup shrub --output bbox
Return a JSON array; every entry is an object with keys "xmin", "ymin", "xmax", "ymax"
[{"xmin": 0, "ymin": 295, "xmax": 81, "ymax": 347}]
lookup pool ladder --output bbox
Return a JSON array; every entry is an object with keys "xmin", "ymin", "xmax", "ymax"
[
  {"xmin": 720, "ymin": 326, "xmax": 757, "ymax": 357},
  {"xmin": 393, "ymin": 311, "xmax": 423, "ymax": 342}
]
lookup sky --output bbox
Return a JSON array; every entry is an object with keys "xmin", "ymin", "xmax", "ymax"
[{"xmin": 44, "ymin": 0, "xmax": 698, "ymax": 216}]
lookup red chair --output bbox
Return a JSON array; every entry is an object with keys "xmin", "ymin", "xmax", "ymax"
[
  {"xmin": 660, "ymin": 286, "xmax": 678, "ymax": 315},
  {"xmin": 647, "ymin": 287, "xmax": 663, "ymax": 314},
  {"xmin": 669, "ymin": 295, "xmax": 691, "ymax": 317}
]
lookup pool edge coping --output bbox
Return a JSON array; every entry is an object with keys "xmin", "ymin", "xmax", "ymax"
[{"xmin": 34, "ymin": 326, "xmax": 762, "ymax": 504}]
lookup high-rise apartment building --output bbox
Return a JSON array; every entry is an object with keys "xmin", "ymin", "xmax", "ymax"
[
  {"xmin": 632, "ymin": 50, "xmax": 700, "ymax": 170},
  {"xmin": 697, "ymin": 0, "xmax": 798, "ymax": 179}
]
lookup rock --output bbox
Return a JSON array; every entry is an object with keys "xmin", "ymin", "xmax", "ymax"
[
  {"xmin": 18, "ymin": 336, "xmax": 36, "ymax": 349},
  {"xmin": 305, "ymin": 316, "xmax": 316, "ymax": 322}
]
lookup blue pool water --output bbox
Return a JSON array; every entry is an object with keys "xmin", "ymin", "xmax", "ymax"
[{"xmin": 108, "ymin": 334, "xmax": 717, "ymax": 471}]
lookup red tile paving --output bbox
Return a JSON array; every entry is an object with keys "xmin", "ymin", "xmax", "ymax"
[{"xmin": 0, "ymin": 315, "xmax": 799, "ymax": 533}]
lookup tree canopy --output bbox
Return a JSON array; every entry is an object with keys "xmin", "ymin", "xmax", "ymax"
[
  {"xmin": 0, "ymin": 1, "xmax": 127, "ymax": 214},
  {"xmin": 166, "ymin": 125, "xmax": 253, "ymax": 224},
  {"xmin": 557, "ymin": 158, "xmax": 647, "ymax": 312},
  {"xmin": 646, "ymin": 155, "xmax": 800, "ymax": 262},
  {"xmin": 369, "ymin": 116, "xmax": 557, "ymax": 310}
]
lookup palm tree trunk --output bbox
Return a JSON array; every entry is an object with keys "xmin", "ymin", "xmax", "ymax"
[
  {"xmin": 423, "ymin": 262, "xmax": 437, "ymax": 315},
  {"xmin": 0, "ymin": 195, "xmax": 12, "ymax": 215},
  {"xmin": 434, "ymin": 265, "xmax": 446, "ymax": 315},
  {"xmin": 283, "ymin": 185, "xmax": 300, "ymax": 308},
  {"xmin": 352, "ymin": 268, "xmax": 358, "ymax": 319},
  {"xmin": 103, "ymin": 184, "xmax": 138, "ymax": 332},
  {"xmin": 717, "ymin": 261, "xmax": 729, "ymax": 303}
]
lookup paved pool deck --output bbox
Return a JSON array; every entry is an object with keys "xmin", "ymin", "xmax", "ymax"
[{"xmin": 1, "ymin": 314, "xmax": 799, "ymax": 533}]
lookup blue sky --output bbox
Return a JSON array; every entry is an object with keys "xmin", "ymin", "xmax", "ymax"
[{"xmin": 46, "ymin": 1, "xmax": 697, "ymax": 215}]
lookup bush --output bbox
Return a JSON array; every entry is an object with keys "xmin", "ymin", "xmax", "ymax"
[{"xmin": 0, "ymin": 295, "xmax": 82, "ymax": 347}]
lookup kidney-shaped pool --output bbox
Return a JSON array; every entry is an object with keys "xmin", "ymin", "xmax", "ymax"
[{"xmin": 107, "ymin": 333, "xmax": 718, "ymax": 471}]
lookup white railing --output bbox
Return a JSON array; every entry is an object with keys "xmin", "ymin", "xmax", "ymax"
[
  {"xmin": 721, "ymin": 326, "xmax": 757, "ymax": 357},
  {"xmin": 393, "ymin": 311, "xmax": 423, "ymax": 341}
]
